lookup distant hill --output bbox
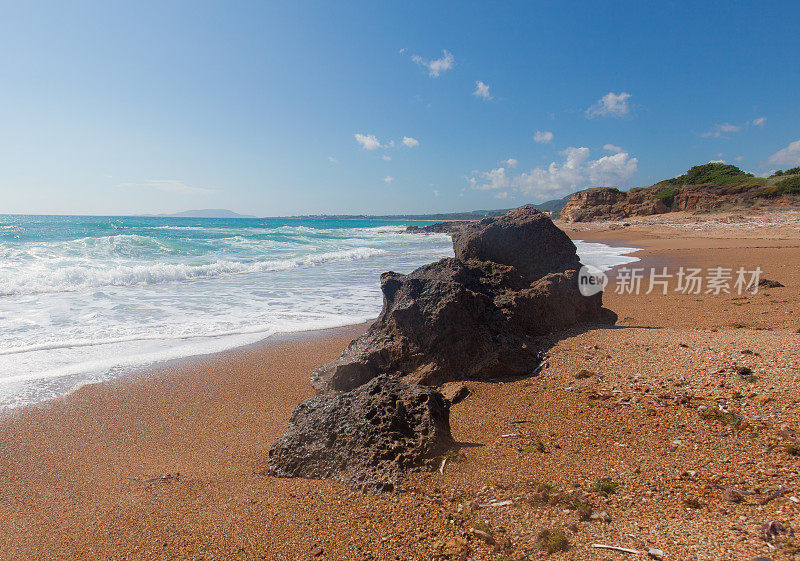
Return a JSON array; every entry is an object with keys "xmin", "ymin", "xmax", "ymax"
[
  {"xmin": 159, "ymin": 209, "xmax": 257, "ymax": 219},
  {"xmin": 294, "ymin": 197, "xmax": 574, "ymax": 222},
  {"xmin": 533, "ymin": 193, "xmax": 576, "ymax": 214},
  {"xmin": 294, "ymin": 209, "xmax": 513, "ymax": 221},
  {"xmin": 559, "ymin": 163, "xmax": 800, "ymax": 222}
]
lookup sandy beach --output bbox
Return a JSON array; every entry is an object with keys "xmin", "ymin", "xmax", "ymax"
[{"xmin": 2, "ymin": 213, "xmax": 800, "ymax": 560}]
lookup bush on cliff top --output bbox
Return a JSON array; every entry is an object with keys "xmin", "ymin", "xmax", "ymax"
[
  {"xmin": 771, "ymin": 167, "xmax": 800, "ymax": 177},
  {"xmin": 761, "ymin": 175, "xmax": 800, "ymax": 197},
  {"xmin": 667, "ymin": 162, "xmax": 753, "ymax": 186},
  {"xmin": 654, "ymin": 187, "xmax": 680, "ymax": 206}
]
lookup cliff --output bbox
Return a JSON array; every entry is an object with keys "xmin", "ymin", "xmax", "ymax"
[{"xmin": 559, "ymin": 163, "xmax": 800, "ymax": 222}]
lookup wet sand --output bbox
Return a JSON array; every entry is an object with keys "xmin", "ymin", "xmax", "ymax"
[{"xmin": 2, "ymin": 212, "xmax": 800, "ymax": 560}]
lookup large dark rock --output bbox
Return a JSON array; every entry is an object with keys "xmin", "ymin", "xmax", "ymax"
[
  {"xmin": 311, "ymin": 207, "xmax": 616, "ymax": 393},
  {"xmin": 266, "ymin": 375, "xmax": 453, "ymax": 494},
  {"xmin": 452, "ymin": 205, "xmax": 580, "ymax": 281}
]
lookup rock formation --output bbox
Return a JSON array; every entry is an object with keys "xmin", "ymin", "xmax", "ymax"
[
  {"xmin": 311, "ymin": 206, "xmax": 616, "ymax": 393},
  {"xmin": 558, "ymin": 177, "xmax": 800, "ymax": 222},
  {"xmin": 559, "ymin": 187, "xmax": 669, "ymax": 222},
  {"xmin": 266, "ymin": 375, "xmax": 454, "ymax": 494},
  {"xmin": 452, "ymin": 206, "xmax": 580, "ymax": 281},
  {"xmin": 405, "ymin": 221, "xmax": 470, "ymax": 234}
]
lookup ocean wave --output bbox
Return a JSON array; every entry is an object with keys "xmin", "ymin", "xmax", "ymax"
[
  {"xmin": 0, "ymin": 246, "xmax": 387, "ymax": 296},
  {"xmin": 0, "ymin": 326, "xmax": 276, "ymax": 358}
]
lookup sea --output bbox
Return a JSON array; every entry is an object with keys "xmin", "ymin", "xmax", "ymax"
[{"xmin": 0, "ymin": 215, "xmax": 639, "ymax": 410}]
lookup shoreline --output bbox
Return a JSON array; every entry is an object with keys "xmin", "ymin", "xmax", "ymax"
[
  {"xmin": 0, "ymin": 322, "xmax": 373, "ymax": 420},
  {"xmin": 0, "ymin": 236, "xmax": 639, "ymax": 415},
  {"xmin": 2, "ymin": 215, "xmax": 799, "ymax": 559}
]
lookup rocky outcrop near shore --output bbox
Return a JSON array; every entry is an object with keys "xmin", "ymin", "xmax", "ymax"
[
  {"xmin": 559, "ymin": 187, "xmax": 669, "ymax": 222},
  {"xmin": 270, "ymin": 205, "xmax": 617, "ymax": 493},
  {"xmin": 452, "ymin": 207, "xmax": 580, "ymax": 281},
  {"xmin": 266, "ymin": 375, "xmax": 453, "ymax": 494},
  {"xmin": 405, "ymin": 221, "xmax": 471, "ymax": 234},
  {"xmin": 311, "ymin": 206, "xmax": 616, "ymax": 392},
  {"xmin": 559, "ymin": 168, "xmax": 800, "ymax": 222}
]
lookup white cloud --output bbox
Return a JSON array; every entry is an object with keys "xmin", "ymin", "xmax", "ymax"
[
  {"xmin": 702, "ymin": 123, "xmax": 741, "ymax": 138},
  {"xmin": 433, "ymin": 189, "xmax": 439, "ymax": 197},
  {"xmin": 473, "ymin": 81, "xmax": 492, "ymax": 100},
  {"xmin": 752, "ymin": 116, "xmax": 767, "ymax": 127},
  {"xmin": 494, "ymin": 191, "xmax": 509, "ymax": 199},
  {"xmin": 411, "ymin": 49, "xmax": 454, "ymax": 77},
  {"xmin": 384, "ymin": 175, "xmax": 394, "ymax": 184},
  {"xmin": 766, "ymin": 139, "xmax": 800, "ymax": 166},
  {"xmin": 398, "ymin": 48, "xmax": 406, "ymax": 54},
  {"xmin": 468, "ymin": 166, "xmax": 513, "ymax": 191},
  {"xmin": 382, "ymin": 155, "xmax": 392, "ymax": 161},
  {"xmin": 468, "ymin": 147, "xmax": 637, "ymax": 199},
  {"xmin": 327, "ymin": 156, "xmax": 338, "ymax": 164},
  {"xmin": 118, "ymin": 179, "xmax": 214, "ymax": 195},
  {"xmin": 502, "ymin": 158, "xmax": 518, "ymax": 168},
  {"xmin": 603, "ymin": 144, "xmax": 623, "ymax": 153},
  {"xmin": 586, "ymin": 92, "xmax": 632, "ymax": 118},
  {"xmin": 355, "ymin": 133, "xmax": 382, "ymax": 150},
  {"xmin": 402, "ymin": 136, "xmax": 420, "ymax": 148},
  {"xmin": 533, "ymin": 131, "xmax": 554, "ymax": 144},
  {"xmin": 709, "ymin": 159, "xmax": 726, "ymax": 164}
]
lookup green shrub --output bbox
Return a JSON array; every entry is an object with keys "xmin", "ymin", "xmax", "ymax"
[
  {"xmin": 654, "ymin": 187, "xmax": 680, "ymax": 206},
  {"xmin": 759, "ymin": 175, "xmax": 800, "ymax": 198},
  {"xmin": 668, "ymin": 163, "xmax": 753, "ymax": 186},
  {"xmin": 775, "ymin": 175, "xmax": 800, "ymax": 195},
  {"xmin": 535, "ymin": 528, "xmax": 570, "ymax": 553},
  {"xmin": 591, "ymin": 478, "xmax": 618, "ymax": 495}
]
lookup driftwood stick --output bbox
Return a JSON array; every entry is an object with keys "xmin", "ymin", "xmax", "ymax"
[{"xmin": 761, "ymin": 487, "xmax": 794, "ymax": 505}]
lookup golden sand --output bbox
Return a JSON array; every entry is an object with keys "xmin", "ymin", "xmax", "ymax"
[{"xmin": 1, "ymin": 213, "xmax": 799, "ymax": 559}]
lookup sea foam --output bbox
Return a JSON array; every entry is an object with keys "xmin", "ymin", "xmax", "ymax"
[{"xmin": 0, "ymin": 215, "xmax": 638, "ymax": 410}]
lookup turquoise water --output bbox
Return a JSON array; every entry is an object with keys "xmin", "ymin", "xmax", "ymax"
[{"xmin": 0, "ymin": 214, "xmax": 638, "ymax": 409}]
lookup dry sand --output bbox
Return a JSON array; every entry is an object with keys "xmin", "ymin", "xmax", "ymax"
[{"xmin": 1, "ymin": 212, "xmax": 799, "ymax": 560}]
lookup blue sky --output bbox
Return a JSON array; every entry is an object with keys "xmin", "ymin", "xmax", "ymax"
[{"xmin": 1, "ymin": 1, "xmax": 799, "ymax": 216}]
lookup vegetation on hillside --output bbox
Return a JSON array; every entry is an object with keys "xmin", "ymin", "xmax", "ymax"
[
  {"xmin": 653, "ymin": 187, "xmax": 680, "ymax": 206},
  {"xmin": 666, "ymin": 162, "xmax": 755, "ymax": 186},
  {"xmin": 762, "ymin": 175, "xmax": 800, "ymax": 197},
  {"xmin": 770, "ymin": 167, "xmax": 800, "ymax": 177}
]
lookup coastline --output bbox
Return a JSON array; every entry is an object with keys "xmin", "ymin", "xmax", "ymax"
[{"xmin": 2, "ymin": 214, "xmax": 799, "ymax": 559}]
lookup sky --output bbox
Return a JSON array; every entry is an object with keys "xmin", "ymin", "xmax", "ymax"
[{"xmin": 1, "ymin": 1, "xmax": 799, "ymax": 216}]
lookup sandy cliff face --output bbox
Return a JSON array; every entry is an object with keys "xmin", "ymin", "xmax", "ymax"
[
  {"xmin": 560, "ymin": 187, "xmax": 668, "ymax": 222},
  {"xmin": 560, "ymin": 183, "xmax": 798, "ymax": 222}
]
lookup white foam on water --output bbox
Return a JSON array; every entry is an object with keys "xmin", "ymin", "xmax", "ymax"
[
  {"xmin": 574, "ymin": 240, "xmax": 641, "ymax": 270},
  {"xmin": 0, "ymin": 220, "xmax": 639, "ymax": 410}
]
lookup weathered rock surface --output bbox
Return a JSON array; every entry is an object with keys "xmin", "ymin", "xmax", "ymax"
[
  {"xmin": 439, "ymin": 382, "xmax": 470, "ymax": 405},
  {"xmin": 266, "ymin": 375, "xmax": 453, "ymax": 493},
  {"xmin": 559, "ymin": 180, "xmax": 800, "ymax": 222},
  {"xmin": 405, "ymin": 221, "xmax": 471, "ymax": 234},
  {"xmin": 560, "ymin": 187, "xmax": 669, "ymax": 222},
  {"xmin": 452, "ymin": 205, "xmax": 580, "ymax": 282},
  {"xmin": 311, "ymin": 206, "xmax": 616, "ymax": 392}
]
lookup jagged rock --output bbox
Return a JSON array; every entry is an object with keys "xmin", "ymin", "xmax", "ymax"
[
  {"xmin": 439, "ymin": 382, "xmax": 470, "ymax": 404},
  {"xmin": 759, "ymin": 278, "xmax": 784, "ymax": 288},
  {"xmin": 452, "ymin": 205, "xmax": 580, "ymax": 281},
  {"xmin": 405, "ymin": 221, "xmax": 471, "ymax": 234},
  {"xmin": 266, "ymin": 375, "xmax": 453, "ymax": 494},
  {"xmin": 560, "ymin": 187, "xmax": 669, "ymax": 222},
  {"xmin": 311, "ymin": 207, "xmax": 616, "ymax": 393}
]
